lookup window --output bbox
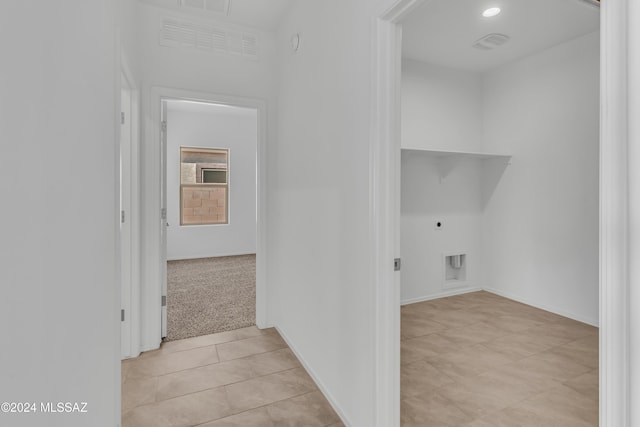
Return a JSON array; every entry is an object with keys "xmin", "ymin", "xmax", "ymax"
[{"xmin": 180, "ymin": 147, "xmax": 228, "ymax": 225}]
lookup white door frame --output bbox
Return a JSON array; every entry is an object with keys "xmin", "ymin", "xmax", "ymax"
[
  {"xmin": 600, "ymin": 0, "xmax": 633, "ymax": 424},
  {"xmin": 119, "ymin": 55, "xmax": 141, "ymax": 360},
  {"xmin": 120, "ymin": 75, "xmax": 132, "ymax": 358},
  {"xmin": 140, "ymin": 87, "xmax": 268, "ymax": 351},
  {"xmin": 371, "ymin": 0, "xmax": 633, "ymax": 426}
]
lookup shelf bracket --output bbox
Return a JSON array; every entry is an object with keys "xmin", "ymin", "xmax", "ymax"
[{"xmin": 436, "ymin": 156, "xmax": 460, "ymax": 182}]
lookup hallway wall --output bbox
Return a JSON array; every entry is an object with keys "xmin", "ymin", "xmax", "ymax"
[
  {"xmin": 270, "ymin": 1, "xmax": 399, "ymax": 425},
  {"xmin": 0, "ymin": 1, "xmax": 139, "ymax": 425}
]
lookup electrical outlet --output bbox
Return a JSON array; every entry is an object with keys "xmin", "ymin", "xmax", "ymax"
[{"xmin": 435, "ymin": 220, "xmax": 444, "ymax": 230}]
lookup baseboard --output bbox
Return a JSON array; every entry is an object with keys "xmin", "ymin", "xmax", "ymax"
[
  {"xmin": 167, "ymin": 252, "xmax": 256, "ymax": 261},
  {"xmin": 482, "ymin": 287, "xmax": 599, "ymax": 327},
  {"xmin": 256, "ymin": 321, "xmax": 274, "ymax": 330},
  {"xmin": 274, "ymin": 326, "xmax": 352, "ymax": 427},
  {"xmin": 401, "ymin": 287, "xmax": 482, "ymax": 306}
]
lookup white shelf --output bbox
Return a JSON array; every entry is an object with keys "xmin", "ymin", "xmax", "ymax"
[
  {"xmin": 401, "ymin": 148, "xmax": 512, "ymax": 160},
  {"xmin": 402, "ymin": 148, "xmax": 512, "ymax": 180}
]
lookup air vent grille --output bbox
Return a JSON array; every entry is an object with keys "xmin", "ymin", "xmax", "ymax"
[
  {"xmin": 179, "ymin": 0, "xmax": 230, "ymax": 15},
  {"xmin": 472, "ymin": 33, "xmax": 510, "ymax": 51},
  {"xmin": 160, "ymin": 18, "xmax": 259, "ymax": 59}
]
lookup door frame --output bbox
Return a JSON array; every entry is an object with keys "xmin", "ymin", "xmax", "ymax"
[
  {"xmin": 370, "ymin": 0, "xmax": 632, "ymax": 426},
  {"xmin": 119, "ymin": 55, "xmax": 141, "ymax": 360},
  {"xmin": 120, "ymin": 73, "xmax": 132, "ymax": 358},
  {"xmin": 141, "ymin": 87, "xmax": 268, "ymax": 351}
]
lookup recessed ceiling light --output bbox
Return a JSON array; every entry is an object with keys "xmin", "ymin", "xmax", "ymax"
[{"xmin": 482, "ymin": 7, "xmax": 501, "ymax": 17}]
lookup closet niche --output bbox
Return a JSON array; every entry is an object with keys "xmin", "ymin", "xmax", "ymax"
[
  {"xmin": 400, "ymin": 59, "xmax": 511, "ymax": 304},
  {"xmin": 398, "ymin": 0, "xmax": 599, "ymax": 328}
]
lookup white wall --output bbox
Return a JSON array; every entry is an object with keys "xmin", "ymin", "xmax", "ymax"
[
  {"xmin": 629, "ymin": 0, "xmax": 640, "ymax": 419},
  {"xmin": 401, "ymin": 153, "xmax": 485, "ymax": 302},
  {"xmin": 400, "ymin": 32, "xmax": 599, "ymax": 325},
  {"xmin": 401, "ymin": 59, "xmax": 483, "ymax": 152},
  {"xmin": 166, "ymin": 102, "xmax": 257, "ymax": 260},
  {"xmin": 270, "ymin": 1, "xmax": 392, "ymax": 425},
  {"xmin": 0, "ymin": 1, "xmax": 137, "ymax": 425},
  {"xmin": 481, "ymin": 31, "xmax": 600, "ymax": 325},
  {"xmin": 138, "ymin": 3, "xmax": 278, "ymax": 350},
  {"xmin": 401, "ymin": 60, "xmax": 486, "ymax": 302},
  {"xmin": 117, "ymin": 0, "xmax": 140, "ymax": 80}
]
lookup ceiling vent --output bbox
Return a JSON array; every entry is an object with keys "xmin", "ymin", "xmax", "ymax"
[
  {"xmin": 472, "ymin": 33, "xmax": 510, "ymax": 51},
  {"xmin": 179, "ymin": 0, "xmax": 231, "ymax": 15},
  {"xmin": 575, "ymin": 0, "xmax": 600, "ymax": 8},
  {"xmin": 160, "ymin": 18, "xmax": 258, "ymax": 59}
]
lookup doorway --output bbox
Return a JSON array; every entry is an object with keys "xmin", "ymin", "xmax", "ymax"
[
  {"xmin": 162, "ymin": 99, "xmax": 259, "ymax": 341},
  {"xmin": 396, "ymin": 0, "xmax": 600, "ymax": 422},
  {"xmin": 139, "ymin": 88, "xmax": 269, "ymax": 352},
  {"xmin": 371, "ymin": 0, "xmax": 630, "ymax": 425}
]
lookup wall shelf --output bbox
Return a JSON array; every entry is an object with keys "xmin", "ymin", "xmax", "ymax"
[
  {"xmin": 402, "ymin": 148, "xmax": 512, "ymax": 181},
  {"xmin": 401, "ymin": 148, "xmax": 512, "ymax": 160}
]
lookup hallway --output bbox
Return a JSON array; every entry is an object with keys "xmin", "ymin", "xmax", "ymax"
[{"xmin": 122, "ymin": 326, "xmax": 343, "ymax": 426}]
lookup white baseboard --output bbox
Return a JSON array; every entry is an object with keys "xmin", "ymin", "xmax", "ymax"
[
  {"xmin": 274, "ymin": 326, "xmax": 351, "ymax": 427},
  {"xmin": 401, "ymin": 287, "xmax": 482, "ymax": 306},
  {"xmin": 256, "ymin": 321, "xmax": 274, "ymax": 330},
  {"xmin": 482, "ymin": 287, "xmax": 599, "ymax": 327}
]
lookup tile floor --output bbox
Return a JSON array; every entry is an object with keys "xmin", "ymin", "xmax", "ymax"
[
  {"xmin": 122, "ymin": 326, "xmax": 344, "ymax": 427},
  {"xmin": 401, "ymin": 291, "xmax": 598, "ymax": 426},
  {"xmin": 123, "ymin": 291, "xmax": 598, "ymax": 426}
]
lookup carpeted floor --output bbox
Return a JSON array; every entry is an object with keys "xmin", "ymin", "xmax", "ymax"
[{"xmin": 166, "ymin": 254, "xmax": 256, "ymax": 341}]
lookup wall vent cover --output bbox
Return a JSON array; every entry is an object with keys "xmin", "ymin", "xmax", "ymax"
[
  {"xmin": 179, "ymin": 0, "xmax": 230, "ymax": 15},
  {"xmin": 472, "ymin": 33, "xmax": 510, "ymax": 51},
  {"xmin": 160, "ymin": 18, "xmax": 259, "ymax": 59}
]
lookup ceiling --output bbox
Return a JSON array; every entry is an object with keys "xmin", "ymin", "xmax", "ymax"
[
  {"xmin": 401, "ymin": 0, "xmax": 599, "ymax": 72},
  {"xmin": 139, "ymin": 0, "xmax": 293, "ymax": 31}
]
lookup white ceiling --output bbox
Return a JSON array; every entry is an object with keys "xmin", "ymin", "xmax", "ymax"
[
  {"xmin": 401, "ymin": 0, "xmax": 599, "ymax": 72},
  {"xmin": 139, "ymin": 0, "xmax": 293, "ymax": 31}
]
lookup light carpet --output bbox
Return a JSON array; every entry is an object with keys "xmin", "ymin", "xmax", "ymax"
[{"xmin": 166, "ymin": 254, "xmax": 256, "ymax": 341}]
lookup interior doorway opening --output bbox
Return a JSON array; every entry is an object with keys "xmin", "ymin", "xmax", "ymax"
[
  {"xmin": 395, "ymin": 0, "xmax": 600, "ymax": 424},
  {"xmin": 161, "ymin": 99, "xmax": 259, "ymax": 341},
  {"xmin": 367, "ymin": 0, "xmax": 635, "ymax": 425}
]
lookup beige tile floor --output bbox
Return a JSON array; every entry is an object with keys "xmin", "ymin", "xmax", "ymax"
[
  {"xmin": 401, "ymin": 291, "xmax": 598, "ymax": 426},
  {"xmin": 123, "ymin": 291, "xmax": 597, "ymax": 426},
  {"xmin": 122, "ymin": 326, "xmax": 344, "ymax": 427}
]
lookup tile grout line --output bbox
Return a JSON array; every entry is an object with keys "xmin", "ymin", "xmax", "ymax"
[
  {"xmin": 190, "ymin": 388, "xmax": 324, "ymax": 427},
  {"xmin": 130, "ymin": 365, "xmax": 307, "ymax": 412},
  {"xmin": 124, "ymin": 343, "xmax": 289, "ymax": 381},
  {"xmin": 152, "ymin": 328, "xmax": 280, "ymax": 357}
]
